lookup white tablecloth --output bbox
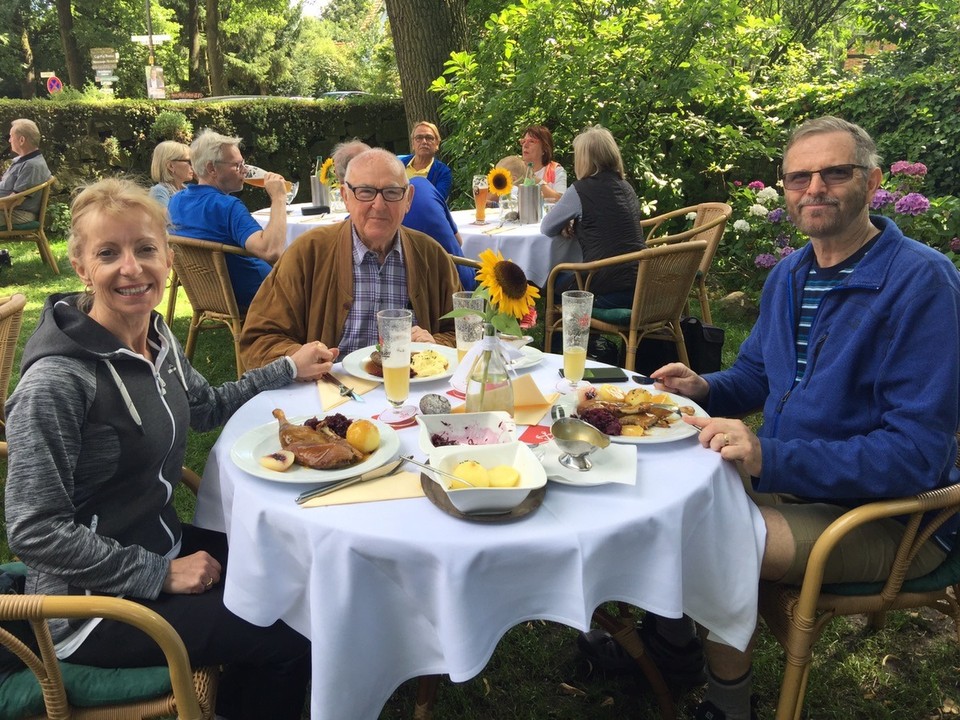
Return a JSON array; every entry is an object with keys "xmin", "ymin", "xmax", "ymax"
[
  {"xmin": 194, "ymin": 355, "xmax": 765, "ymax": 720},
  {"xmin": 252, "ymin": 203, "xmax": 348, "ymax": 247},
  {"xmin": 451, "ymin": 209, "xmax": 583, "ymax": 287}
]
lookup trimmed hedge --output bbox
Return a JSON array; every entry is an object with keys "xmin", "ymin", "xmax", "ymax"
[{"xmin": 0, "ymin": 97, "xmax": 409, "ymax": 209}]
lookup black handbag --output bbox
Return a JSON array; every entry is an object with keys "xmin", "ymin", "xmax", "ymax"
[{"xmin": 633, "ymin": 316, "xmax": 725, "ymax": 375}]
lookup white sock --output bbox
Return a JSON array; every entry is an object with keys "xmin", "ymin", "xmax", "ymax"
[{"xmin": 703, "ymin": 668, "xmax": 753, "ymax": 720}]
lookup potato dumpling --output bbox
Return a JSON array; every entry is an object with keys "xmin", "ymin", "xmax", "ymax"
[
  {"xmin": 620, "ymin": 426, "xmax": 647, "ymax": 437},
  {"xmin": 259, "ymin": 450, "xmax": 295, "ymax": 471},
  {"xmin": 596, "ymin": 384, "xmax": 625, "ymax": 403},
  {"xmin": 450, "ymin": 460, "xmax": 490, "ymax": 489},
  {"xmin": 488, "ymin": 465, "xmax": 520, "ymax": 487},
  {"xmin": 346, "ymin": 419, "xmax": 380, "ymax": 453},
  {"xmin": 624, "ymin": 388, "xmax": 654, "ymax": 406}
]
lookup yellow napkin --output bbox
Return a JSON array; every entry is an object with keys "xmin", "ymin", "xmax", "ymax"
[
  {"xmin": 451, "ymin": 374, "xmax": 559, "ymax": 425},
  {"xmin": 316, "ymin": 372, "xmax": 379, "ymax": 411},
  {"xmin": 299, "ymin": 471, "xmax": 424, "ymax": 508}
]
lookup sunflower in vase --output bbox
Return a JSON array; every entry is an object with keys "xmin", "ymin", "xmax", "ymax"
[{"xmin": 444, "ymin": 249, "xmax": 540, "ymax": 414}]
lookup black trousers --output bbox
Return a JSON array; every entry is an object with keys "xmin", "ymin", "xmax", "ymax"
[{"xmin": 67, "ymin": 525, "xmax": 310, "ymax": 720}]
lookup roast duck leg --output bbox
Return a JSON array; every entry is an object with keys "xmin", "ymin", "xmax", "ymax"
[{"xmin": 272, "ymin": 408, "xmax": 363, "ymax": 469}]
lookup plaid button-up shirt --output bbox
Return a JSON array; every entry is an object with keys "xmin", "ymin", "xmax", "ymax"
[{"xmin": 338, "ymin": 226, "xmax": 416, "ymax": 354}]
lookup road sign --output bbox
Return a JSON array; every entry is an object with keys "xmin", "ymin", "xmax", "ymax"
[
  {"xmin": 40, "ymin": 71, "xmax": 55, "ymax": 79},
  {"xmin": 46, "ymin": 76, "xmax": 63, "ymax": 94},
  {"xmin": 130, "ymin": 35, "xmax": 171, "ymax": 44},
  {"xmin": 95, "ymin": 69, "xmax": 115, "ymax": 77},
  {"xmin": 95, "ymin": 75, "xmax": 119, "ymax": 84}
]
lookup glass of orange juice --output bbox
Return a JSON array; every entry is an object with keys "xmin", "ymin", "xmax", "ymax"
[
  {"xmin": 376, "ymin": 309, "xmax": 416, "ymax": 423},
  {"xmin": 558, "ymin": 290, "xmax": 593, "ymax": 393}
]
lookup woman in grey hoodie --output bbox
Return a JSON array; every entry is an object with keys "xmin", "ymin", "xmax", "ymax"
[{"xmin": 4, "ymin": 178, "xmax": 337, "ymax": 720}]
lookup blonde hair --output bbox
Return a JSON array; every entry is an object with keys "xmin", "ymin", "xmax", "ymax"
[
  {"xmin": 69, "ymin": 179, "xmax": 170, "ymax": 263},
  {"xmin": 150, "ymin": 141, "xmax": 191, "ymax": 184},
  {"xmin": 11, "ymin": 119, "xmax": 41, "ymax": 147},
  {"xmin": 572, "ymin": 125, "xmax": 625, "ymax": 180},
  {"xmin": 496, "ymin": 155, "xmax": 526, "ymax": 185},
  {"xmin": 411, "ymin": 121, "xmax": 441, "ymax": 144}
]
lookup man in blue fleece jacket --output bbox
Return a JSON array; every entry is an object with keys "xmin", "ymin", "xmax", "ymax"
[{"xmin": 649, "ymin": 117, "xmax": 960, "ymax": 720}]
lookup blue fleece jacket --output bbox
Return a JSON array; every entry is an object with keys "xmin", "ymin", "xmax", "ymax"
[
  {"xmin": 398, "ymin": 154, "xmax": 452, "ymax": 201},
  {"xmin": 705, "ymin": 216, "xmax": 960, "ymax": 506}
]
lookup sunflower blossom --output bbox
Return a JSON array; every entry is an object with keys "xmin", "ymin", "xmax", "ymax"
[
  {"xmin": 487, "ymin": 168, "xmax": 513, "ymax": 197},
  {"xmin": 318, "ymin": 157, "xmax": 335, "ymax": 185},
  {"xmin": 476, "ymin": 249, "xmax": 540, "ymax": 319}
]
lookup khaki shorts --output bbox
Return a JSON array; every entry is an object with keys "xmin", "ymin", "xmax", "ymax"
[{"xmin": 743, "ymin": 473, "xmax": 946, "ymax": 585}]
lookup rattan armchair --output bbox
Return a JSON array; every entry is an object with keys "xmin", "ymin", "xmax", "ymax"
[
  {"xmin": 0, "ymin": 294, "xmax": 27, "ymax": 442},
  {"xmin": 641, "ymin": 202, "xmax": 731, "ymax": 324},
  {"xmin": 0, "ymin": 458, "xmax": 217, "ymax": 720},
  {"xmin": 759, "ymin": 442, "xmax": 960, "ymax": 720},
  {"xmin": 0, "ymin": 177, "xmax": 58, "ymax": 274},
  {"xmin": 168, "ymin": 236, "xmax": 252, "ymax": 378},
  {"xmin": 544, "ymin": 241, "xmax": 708, "ymax": 372}
]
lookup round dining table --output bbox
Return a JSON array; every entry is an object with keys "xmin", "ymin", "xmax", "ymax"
[
  {"xmin": 252, "ymin": 202, "xmax": 349, "ymax": 247},
  {"xmin": 450, "ymin": 209, "xmax": 583, "ymax": 287},
  {"xmin": 194, "ymin": 354, "xmax": 765, "ymax": 720}
]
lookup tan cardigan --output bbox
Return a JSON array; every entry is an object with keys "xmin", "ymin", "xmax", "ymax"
[{"xmin": 240, "ymin": 221, "xmax": 460, "ymax": 370}]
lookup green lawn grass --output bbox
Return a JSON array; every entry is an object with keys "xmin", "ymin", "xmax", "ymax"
[{"xmin": 2, "ymin": 237, "xmax": 958, "ymax": 720}]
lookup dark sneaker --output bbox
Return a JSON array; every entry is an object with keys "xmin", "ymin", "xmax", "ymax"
[
  {"xmin": 576, "ymin": 628, "xmax": 637, "ymax": 674},
  {"xmin": 693, "ymin": 696, "xmax": 760, "ymax": 720},
  {"xmin": 638, "ymin": 613, "xmax": 707, "ymax": 691}
]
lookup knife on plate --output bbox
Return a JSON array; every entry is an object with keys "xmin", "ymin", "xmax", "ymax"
[
  {"xmin": 321, "ymin": 373, "xmax": 364, "ymax": 403},
  {"xmin": 295, "ymin": 456, "xmax": 408, "ymax": 505}
]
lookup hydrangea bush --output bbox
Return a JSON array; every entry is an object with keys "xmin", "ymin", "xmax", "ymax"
[
  {"xmin": 870, "ymin": 161, "xmax": 960, "ymax": 270},
  {"xmin": 715, "ymin": 179, "xmax": 807, "ymax": 293}
]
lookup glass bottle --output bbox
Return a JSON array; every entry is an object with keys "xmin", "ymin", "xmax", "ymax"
[
  {"xmin": 523, "ymin": 162, "xmax": 536, "ymax": 186},
  {"xmin": 465, "ymin": 323, "xmax": 515, "ymax": 416}
]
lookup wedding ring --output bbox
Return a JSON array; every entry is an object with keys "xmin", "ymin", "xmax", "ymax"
[{"xmin": 205, "ymin": 577, "xmax": 214, "ymax": 588}]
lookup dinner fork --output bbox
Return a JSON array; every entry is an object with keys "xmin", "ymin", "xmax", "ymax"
[{"xmin": 321, "ymin": 373, "xmax": 364, "ymax": 403}]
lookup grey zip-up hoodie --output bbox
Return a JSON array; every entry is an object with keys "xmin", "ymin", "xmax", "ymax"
[{"xmin": 5, "ymin": 293, "xmax": 293, "ymax": 645}]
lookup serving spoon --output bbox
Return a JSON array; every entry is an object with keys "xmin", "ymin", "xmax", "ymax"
[{"xmin": 400, "ymin": 456, "xmax": 477, "ymax": 488}]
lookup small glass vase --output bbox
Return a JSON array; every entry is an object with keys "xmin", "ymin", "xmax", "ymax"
[{"xmin": 465, "ymin": 323, "xmax": 515, "ymax": 416}]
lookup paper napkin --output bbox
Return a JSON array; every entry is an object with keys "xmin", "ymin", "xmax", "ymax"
[
  {"xmin": 451, "ymin": 374, "xmax": 559, "ymax": 426},
  {"xmin": 299, "ymin": 471, "xmax": 425, "ymax": 508},
  {"xmin": 316, "ymin": 372, "xmax": 379, "ymax": 411}
]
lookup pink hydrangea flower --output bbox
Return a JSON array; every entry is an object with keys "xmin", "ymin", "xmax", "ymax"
[
  {"xmin": 894, "ymin": 192, "xmax": 930, "ymax": 216},
  {"xmin": 950, "ymin": 238, "xmax": 960, "ymax": 253},
  {"xmin": 754, "ymin": 253, "xmax": 778, "ymax": 269},
  {"xmin": 748, "ymin": 180, "xmax": 765, "ymax": 191}
]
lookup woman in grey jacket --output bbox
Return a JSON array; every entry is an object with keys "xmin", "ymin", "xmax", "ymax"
[{"xmin": 4, "ymin": 179, "xmax": 336, "ymax": 720}]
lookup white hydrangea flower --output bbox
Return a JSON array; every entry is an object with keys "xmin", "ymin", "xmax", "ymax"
[
  {"xmin": 685, "ymin": 212, "xmax": 697, "ymax": 221},
  {"xmin": 734, "ymin": 219, "xmax": 751, "ymax": 232},
  {"xmin": 756, "ymin": 187, "xmax": 779, "ymax": 204},
  {"xmin": 749, "ymin": 203, "xmax": 769, "ymax": 217}
]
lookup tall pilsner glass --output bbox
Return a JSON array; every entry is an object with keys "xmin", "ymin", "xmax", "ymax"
[
  {"xmin": 377, "ymin": 309, "xmax": 416, "ymax": 423},
  {"xmin": 558, "ymin": 290, "xmax": 594, "ymax": 393}
]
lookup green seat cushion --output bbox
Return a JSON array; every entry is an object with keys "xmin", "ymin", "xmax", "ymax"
[
  {"xmin": 10, "ymin": 222, "xmax": 39, "ymax": 231},
  {"xmin": 591, "ymin": 307, "xmax": 632, "ymax": 324},
  {"xmin": 0, "ymin": 562, "xmax": 173, "ymax": 717},
  {"xmin": 823, "ymin": 540, "xmax": 960, "ymax": 596},
  {"xmin": 0, "ymin": 663, "xmax": 173, "ymax": 717}
]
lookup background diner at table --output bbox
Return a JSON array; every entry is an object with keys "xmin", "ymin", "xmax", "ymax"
[
  {"xmin": 147, "ymin": 140, "xmax": 193, "ymax": 207},
  {"xmin": 239, "ymin": 148, "xmax": 460, "ymax": 373},
  {"xmin": 398, "ymin": 120, "xmax": 453, "ymax": 202},
  {"xmin": 0, "ymin": 117, "xmax": 52, "ymax": 224},
  {"xmin": 519, "ymin": 124, "xmax": 567, "ymax": 202},
  {"xmin": 4, "ymin": 179, "xmax": 336, "ymax": 720},
  {"xmin": 168, "ymin": 128, "xmax": 287, "ymax": 308}
]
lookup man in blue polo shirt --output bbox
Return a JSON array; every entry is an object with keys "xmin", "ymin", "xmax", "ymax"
[
  {"xmin": 168, "ymin": 128, "xmax": 287, "ymax": 307},
  {"xmin": 0, "ymin": 119, "xmax": 52, "ymax": 223}
]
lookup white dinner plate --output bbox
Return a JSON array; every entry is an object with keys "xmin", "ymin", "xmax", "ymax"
[
  {"xmin": 508, "ymin": 346, "xmax": 544, "ymax": 370},
  {"xmin": 230, "ymin": 416, "xmax": 400, "ymax": 484},
  {"xmin": 539, "ymin": 440, "xmax": 638, "ymax": 486},
  {"xmin": 340, "ymin": 343, "xmax": 458, "ymax": 384},
  {"xmin": 605, "ymin": 388, "xmax": 709, "ymax": 444}
]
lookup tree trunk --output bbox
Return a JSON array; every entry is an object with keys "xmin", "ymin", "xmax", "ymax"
[
  {"xmin": 384, "ymin": 0, "xmax": 467, "ymax": 134},
  {"xmin": 205, "ymin": 0, "xmax": 225, "ymax": 95},
  {"xmin": 55, "ymin": 0, "xmax": 84, "ymax": 88},
  {"xmin": 187, "ymin": 0, "xmax": 204, "ymax": 91},
  {"xmin": 12, "ymin": 2, "xmax": 35, "ymax": 99}
]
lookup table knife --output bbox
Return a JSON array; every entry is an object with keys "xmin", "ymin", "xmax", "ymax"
[
  {"xmin": 295, "ymin": 456, "xmax": 408, "ymax": 505},
  {"xmin": 321, "ymin": 373, "xmax": 365, "ymax": 403}
]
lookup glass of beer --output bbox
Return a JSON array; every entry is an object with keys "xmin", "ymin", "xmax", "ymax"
[
  {"xmin": 472, "ymin": 175, "xmax": 489, "ymax": 224},
  {"xmin": 557, "ymin": 290, "xmax": 594, "ymax": 393},
  {"xmin": 376, "ymin": 308, "xmax": 416, "ymax": 423},
  {"xmin": 244, "ymin": 165, "xmax": 295, "ymax": 197},
  {"xmin": 452, "ymin": 291, "xmax": 485, "ymax": 364}
]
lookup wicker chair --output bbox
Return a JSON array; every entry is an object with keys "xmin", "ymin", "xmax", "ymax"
[
  {"xmin": 0, "ymin": 177, "xmax": 58, "ymax": 274},
  {"xmin": 168, "ymin": 236, "xmax": 252, "ymax": 378},
  {"xmin": 0, "ymin": 294, "xmax": 26, "ymax": 437},
  {"xmin": 544, "ymin": 241, "xmax": 708, "ymax": 372},
  {"xmin": 759, "ymin": 439, "xmax": 960, "ymax": 720},
  {"xmin": 641, "ymin": 202, "xmax": 732, "ymax": 324},
  {"xmin": 0, "ymin": 461, "xmax": 218, "ymax": 720}
]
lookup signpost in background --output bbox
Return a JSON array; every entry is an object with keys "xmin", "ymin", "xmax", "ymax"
[
  {"xmin": 40, "ymin": 71, "xmax": 63, "ymax": 95},
  {"xmin": 91, "ymin": 47, "xmax": 119, "ymax": 96}
]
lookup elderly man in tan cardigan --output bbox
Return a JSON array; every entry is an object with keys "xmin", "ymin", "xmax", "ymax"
[{"xmin": 240, "ymin": 148, "xmax": 459, "ymax": 377}]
